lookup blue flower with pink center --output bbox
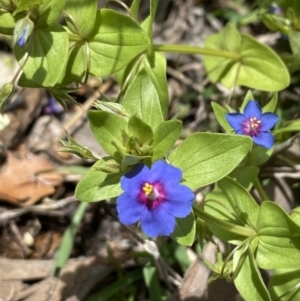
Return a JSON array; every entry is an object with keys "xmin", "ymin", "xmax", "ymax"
[
  {"xmin": 226, "ymin": 100, "xmax": 279, "ymax": 149},
  {"xmin": 116, "ymin": 160, "xmax": 195, "ymax": 237}
]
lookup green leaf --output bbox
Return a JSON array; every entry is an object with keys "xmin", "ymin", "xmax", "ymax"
[
  {"xmin": 88, "ymin": 9, "xmax": 150, "ymax": 77},
  {"xmin": 204, "ymin": 186, "xmax": 248, "ymax": 243},
  {"xmin": 93, "ymin": 100, "xmax": 129, "ymax": 117},
  {"xmin": 290, "ymin": 207, "xmax": 300, "ymax": 227},
  {"xmin": 218, "ymin": 177, "xmax": 259, "ymax": 228},
  {"xmin": 36, "ymin": 0, "xmax": 67, "ymax": 28},
  {"xmin": 14, "ymin": 0, "xmax": 43, "ymax": 15},
  {"xmin": 146, "ymin": 0, "xmax": 158, "ymax": 39},
  {"xmin": 240, "ymin": 90, "xmax": 254, "ymax": 112},
  {"xmin": 88, "ymin": 110, "xmax": 128, "ymax": 157},
  {"xmin": 59, "ymin": 44, "xmax": 87, "ymax": 85},
  {"xmin": 130, "ymin": 0, "xmax": 140, "ymax": 21},
  {"xmin": 143, "ymin": 266, "xmax": 163, "ymax": 301},
  {"xmin": 143, "ymin": 52, "xmax": 169, "ymax": 118},
  {"xmin": 269, "ymin": 269, "xmax": 300, "ymax": 301},
  {"xmin": 14, "ymin": 24, "xmax": 69, "ymax": 87},
  {"xmin": 53, "ymin": 202, "xmax": 88, "ymax": 274},
  {"xmin": 170, "ymin": 212, "xmax": 196, "ymax": 246},
  {"xmin": 257, "ymin": 202, "xmax": 300, "ymax": 237},
  {"xmin": 174, "ymin": 244, "xmax": 191, "ymax": 273},
  {"xmin": 262, "ymin": 93, "xmax": 278, "ymax": 113},
  {"xmin": 287, "ymin": 31, "xmax": 300, "ymax": 72},
  {"xmin": 151, "ymin": 120, "xmax": 182, "ymax": 162},
  {"xmin": 122, "ymin": 69, "xmax": 164, "ymax": 129},
  {"xmin": 274, "ymin": 119, "xmax": 300, "ymax": 134},
  {"xmin": 211, "ymin": 101, "xmax": 233, "ymax": 133},
  {"xmin": 60, "ymin": 132, "xmax": 96, "ymax": 159},
  {"xmin": 0, "ymin": 82, "xmax": 15, "ymax": 113},
  {"xmin": 0, "ymin": 11, "xmax": 18, "ymax": 35},
  {"xmin": 48, "ymin": 86, "xmax": 77, "ymax": 110},
  {"xmin": 75, "ymin": 158, "xmax": 123, "ymax": 202},
  {"xmin": 168, "ymin": 133, "xmax": 252, "ymax": 190},
  {"xmin": 121, "ymin": 154, "xmax": 150, "ymax": 171},
  {"xmin": 128, "ymin": 115, "xmax": 153, "ymax": 144},
  {"xmin": 256, "ymin": 201, "xmax": 300, "ymax": 269},
  {"xmin": 203, "ymin": 23, "xmax": 290, "ymax": 91},
  {"xmin": 65, "ymin": 0, "xmax": 97, "ymax": 38},
  {"xmin": 229, "ymin": 165, "xmax": 259, "ymax": 190},
  {"xmin": 233, "ymin": 238, "xmax": 271, "ymax": 301},
  {"xmin": 116, "ymin": 52, "xmax": 168, "ymax": 119},
  {"xmin": 248, "ymin": 144, "xmax": 272, "ymax": 166}
]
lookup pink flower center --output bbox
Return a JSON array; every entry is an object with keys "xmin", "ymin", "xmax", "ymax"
[
  {"xmin": 139, "ymin": 182, "xmax": 165, "ymax": 209},
  {"xmin": 243, "ymin": 117, "xmax": 262, "ymax": 137}
]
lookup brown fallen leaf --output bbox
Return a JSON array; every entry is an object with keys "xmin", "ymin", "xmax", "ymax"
[{"xmin": 0, "ymin": 146, "xmax": 63, "ymax": 206}]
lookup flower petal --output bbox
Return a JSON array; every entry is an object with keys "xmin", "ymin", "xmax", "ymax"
[
  {"xmin": 165, "ymin": 184, "xmax": 195, "ymax": 203},
  {"xmin": 253, "ymin": 132, "xmax": 274, "ymax": 149},
  {"xmin": 243, "ymin": 100, "xmax": 262, "ymax": 119},
  {"xmin": 160, "ymin": 199, "xmax": 192, "ymax": 218},
  {"xmin": 117, "ymin": 193, "xmax": 146, "ymax": 225},
  {"xmin": 150, "ymin": 160, "xmax": 182, "ymax": 186},
  {"xmin": 121, "ymin": 164, "xmax": 150, "ymax": 193},
  {"xmin": 260, "ymin": 112, "xmax": 279, "ymax": 131},
  {"xmin": 140, "ymin": 206, "xmax": 175, "ymax": 237},
  {"xmin": 226, "ymin": 113, "xmax": 246, "ymax": 132}
]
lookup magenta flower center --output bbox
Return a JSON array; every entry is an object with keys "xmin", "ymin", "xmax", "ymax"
[
  {"xmin": 139, "ymin": 182, "xmax": 165, "ymax": 209},
  {"xmin": 243, "ymin": 117, "xmax": 262, "ymax": 137}
]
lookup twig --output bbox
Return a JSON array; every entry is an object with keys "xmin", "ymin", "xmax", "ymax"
[{"xmin": 0, "ymin": 196, "xmax": 77, "ymax": 223}]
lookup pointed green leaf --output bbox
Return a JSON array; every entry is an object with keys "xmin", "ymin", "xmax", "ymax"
[
  {"xmin": 248, "ymin": 144, "xmax": 272, "ymax": 166},
  {"xmin": 229, "ymin": 165, "xmax": 259, "ymax": 190},
  {"xmin": 59, "ymin": 44, "xmax": 88, "ymax": 85},
  {"xmin": 88, "ymin": 110, "xmax": 128, "ymax": 157},
  {"xmin": 14, "ymin": 24, "xmax": 69, "ymax": 87},
  {"xmin": 88, "ymin": 9, "xmax": 150, "ymax": 77},
  {"xmin": 171, "ymin": 212, "xmax": 196, "ymax": 246},
  {"xmin": 143, "ymin": 52, "xmax": 169, "ymax": 118},
  {"xmin": 269, "ymin": 269, "xmax": 300, "ymax": 301},
  {"xmin": 60, "ymin": 132, "xmax": 96, "ymax": 159},
  {"xmin": 130, "ymin": 0, "xmax": 141, "ymax": 21},
  {"xmin": 14, "ymin": 0, "xmax": 43, "ymax": 15},
  {"xmin": 128, "ymin": 115, "xmax": 153, "ymax": 144},
  {"xmin": 151, "ymin": 120, "xmax": 182, "ymax": 161},
  {"xmin": 168, "ymin": 133, "xmax": 252, "ymax": 190},
  {"xmin": 0, "ymin": 82, "xmax": 15, "ymax": 113},
  {"xmin": 211, "ymin": 101, "xmax": 233, "ymax": 133},
  {"xmin": 65, "ymin": 0, "xmax": 97, "ymax": 38},
  {"xmin": 240, "ymin": 90, "xmax": 254, "ymax": 112},
  {"xmin": 36, "ymin": 0, "xmax": 67, "ymax": 28},
  {"xmin": 143, "ymin": 265, "xmax": 163, "ymax": 301},
  {"xmin": 233, "ymin": 238, "xmax": 271, "ymax": 301},
  {"xmin": 262, "ymin": 93, "xmax": 278, "ymax": 113},
  {"xmin": 218, "ymin": 177, "xmax": 259, "ymax": 228},
  {"xmin": 75, "ymin": 158, "xmax": 123, "ymax": 202},
  {"xmin": 203, "ymin": 23, "xmax": 290, "ymax": 91},
  {"xmin": 274, "ymin": 119, "xmax": 300, "ymax": 134},
  {"xmin": 0, "ymin": 11, "xmax": 17, "ymax": 35},
  {"xmin": 122, "ymin": 69, "xmax": 164, "ymax": 129},
  {"xmin": 256, "ymin": 201, "xmax": 300, "ymax": 269}
]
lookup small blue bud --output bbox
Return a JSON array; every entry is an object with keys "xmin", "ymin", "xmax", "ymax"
[{"xmin": 13, "ymin": 17, "xmax": 34, "ymax": 47}]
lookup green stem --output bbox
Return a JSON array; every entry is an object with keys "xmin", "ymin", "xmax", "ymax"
[
  {"xmin": 254, "ymin": 177, "xmax": 269, "ymax": 202},
  {"xmin": 153, "ymin": 44, "xmax": 240, "ymax": 60},
  {"xmin": 193, "ymin": 205, "xmax": 255, "ymax": 238}
]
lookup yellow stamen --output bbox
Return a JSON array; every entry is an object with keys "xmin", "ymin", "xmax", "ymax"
[{"xmin": 142, "ymin": 182, "xmax": 153, "ymax": 196}]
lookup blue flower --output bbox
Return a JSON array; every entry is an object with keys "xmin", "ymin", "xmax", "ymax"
[
  {"xmin": 116, "ymin": 160, "xmax": 195, "ymax": 237},
  {"xmin": 226, "ymin": 100, "xmax": 279, "ymax": 149}
]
